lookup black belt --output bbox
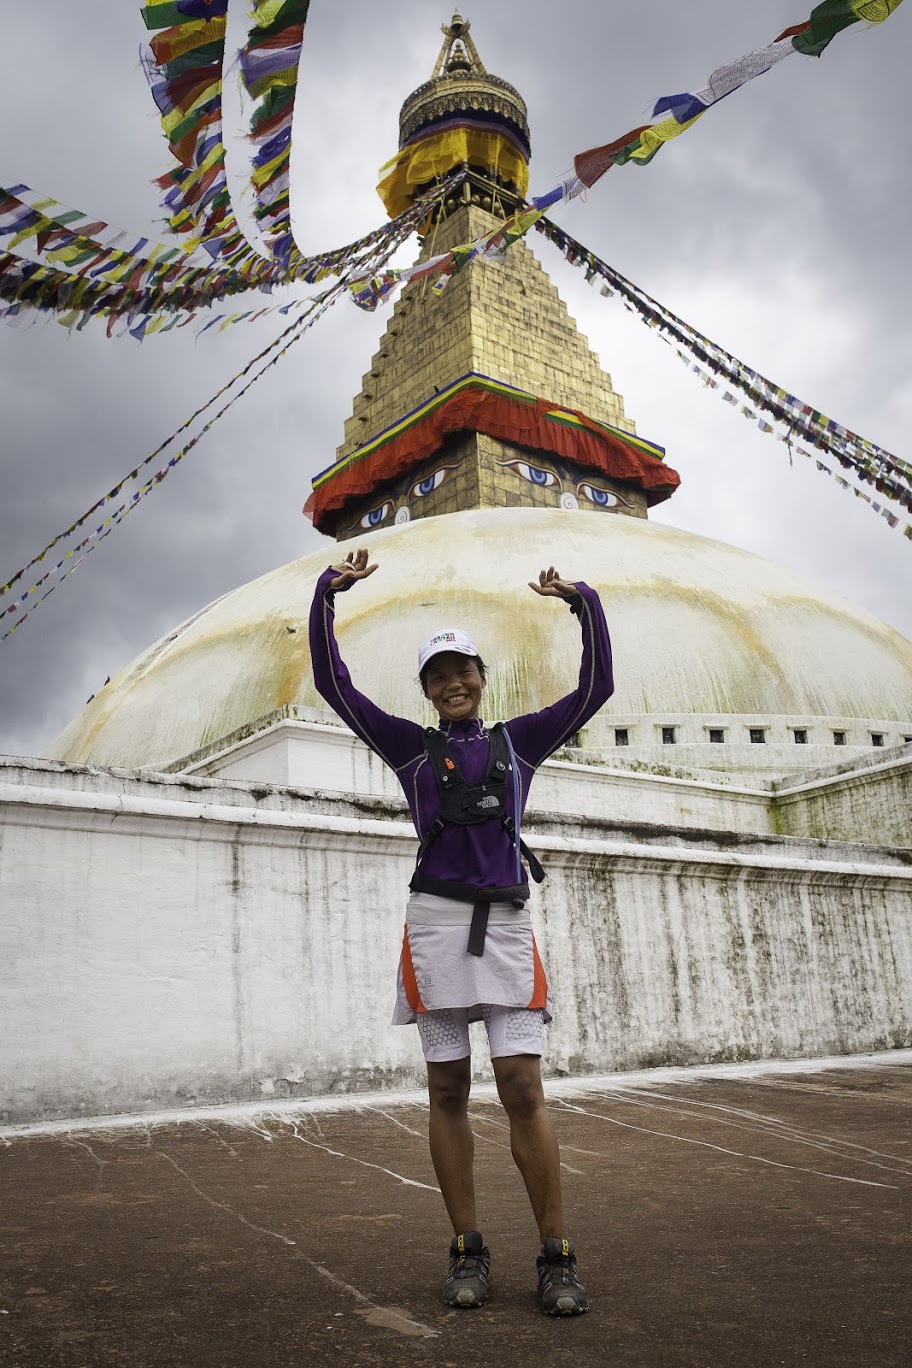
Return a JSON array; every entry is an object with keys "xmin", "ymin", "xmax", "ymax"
[{"xmin": 409, "ymin": 872, "xmax": 530, "ymax": 957}]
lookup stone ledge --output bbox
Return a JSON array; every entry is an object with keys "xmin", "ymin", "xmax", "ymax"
[{"xmin": 4, "ymin": 779, "xmax": 910, "ymax": 878}]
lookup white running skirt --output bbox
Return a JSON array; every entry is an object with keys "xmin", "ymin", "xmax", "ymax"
[{"xmin": 391, "ymin": 891, "xmax": 552, "ymax": 1026}]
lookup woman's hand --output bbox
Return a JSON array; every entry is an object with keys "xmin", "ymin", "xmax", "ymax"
[
  {"xmin": 529, "ymin": 565, "xmax": 580, "ymax": 600},
  {"xmin": 329, "ymin": 547, "xmax": 378, "ymax": 591}
]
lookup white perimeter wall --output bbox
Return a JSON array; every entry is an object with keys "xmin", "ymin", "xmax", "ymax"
[
  {"xmin": 2, "ymin": 758, "xmax": 911, "ymax": 1124},
  {"xmin": 183, "ymin": 718, "xmax": 912, "ymax": 849}
]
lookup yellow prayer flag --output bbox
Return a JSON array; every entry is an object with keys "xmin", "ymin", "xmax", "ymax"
[
  {"xmin": 161, "ymin": 79, "xmax": 222, "ymax": 136},
  {"xmin": 851, "ymin": 0, "xmax": 904, "ymax": 21},
  {"xmin": 9, "ymin": 214, "xmax": 53, "ymax": 250},
  {"xmin": 630, "ymin": 111, "xmax": 704, "ymax": 162},
  {"xmin": 246, "ymin": 65, "xmax": 300, "ymax": 99},
  {"xmin": 251, "ymin": 148, "xmax": 288, "ymax": 187},
  {"xmin": 252, "ymin": 1, "xmax": 287, "ymax": 26}
]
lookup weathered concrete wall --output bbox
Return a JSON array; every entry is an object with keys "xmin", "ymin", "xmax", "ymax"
[
  {"xmin": 772, "ymin": 746, "xmax": 912, "ymax": 849},
  {"xmin": 2, "ymin": 758, "xmax": 911, "ymax": 1124}
]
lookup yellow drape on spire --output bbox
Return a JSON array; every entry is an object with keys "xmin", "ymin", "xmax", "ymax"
[{"xmin": 378, "ymin": 127, "xmax": 529, "ymax": 218}]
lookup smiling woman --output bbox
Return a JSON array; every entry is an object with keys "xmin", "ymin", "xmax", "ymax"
[{"xmin": 309, "ymin": 544, "xmax": 614, "ymax": 1313}]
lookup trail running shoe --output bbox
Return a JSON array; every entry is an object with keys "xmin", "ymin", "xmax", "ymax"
[
  {"xmin": 442, "ymin": 1231, "xmax": 491, "ymax": 1308},
  {"xmin": 537, "ymin": 1237, "xmax": 589, "ymax": 1316}
]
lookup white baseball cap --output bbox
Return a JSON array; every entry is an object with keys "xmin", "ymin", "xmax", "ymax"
[{"xmin": 418, "ymin": 628, "xmax": 481, "ymax": 675}]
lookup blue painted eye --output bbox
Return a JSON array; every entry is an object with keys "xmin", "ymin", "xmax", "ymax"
[
  {"xmin": 408, "ymin": 466, "xmax": 457, "ymax": 500},
  {"xmin": 498, "ymin": 460, "xmax": 561, "ymax": 488},
  {"xmin": 577, "ymin": 483, "xmax": 629, "ymax": 509},
  {"xmin": 358, "ymin": 500, "xmax": 393, "ymax": 528}
]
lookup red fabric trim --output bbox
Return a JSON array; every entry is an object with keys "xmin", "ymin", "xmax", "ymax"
[
  {"xmin": 248, "ymin": 25, "xmax": 305, "ymax": 51},
  {"xmin": 400, "ymin": 927, "xmax": 427, "ymax": 1014},
  {"xmin": 775, "ymin": 21, "xmax": 811, "ymax": 41},
  {"xmin": 527, "ymin": 934, "xmax": 548, "ymax": 1010},
  {"xmin": 305, "ymin": 385, "xmax": 679, "ymax": 534}
]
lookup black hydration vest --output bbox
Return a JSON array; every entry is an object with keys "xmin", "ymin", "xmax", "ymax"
[{"xmin": 410, "ymin": 723, "xmax": 545, "ymax": 956}]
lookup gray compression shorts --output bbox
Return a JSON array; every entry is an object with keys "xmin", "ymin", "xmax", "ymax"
[{"xmin": 416, "ymin": 1005, "xmax": 545, "ymax": 1063}]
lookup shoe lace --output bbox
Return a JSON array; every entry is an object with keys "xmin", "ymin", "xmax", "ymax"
[
  {"xmin": 542, "ymin": 1254, "xmax": 579, "ymax": 1286},
  {"xmin": 451, "ymin": 1248, "xmax": 487, "ymax": 1280}
]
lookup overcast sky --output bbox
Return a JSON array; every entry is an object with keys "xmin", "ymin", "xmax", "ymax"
[{"xmin": 1, "ymin": 1, "xmax": 909, "ymax": 759}]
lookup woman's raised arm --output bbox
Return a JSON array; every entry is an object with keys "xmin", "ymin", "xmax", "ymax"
[
  {"xmin": 507, "ymin": 567, "xmax": 614, "ymax": 769},
  {"xmin": 309, "ymin": 549, "xmax": 423, "ymax": 771}
]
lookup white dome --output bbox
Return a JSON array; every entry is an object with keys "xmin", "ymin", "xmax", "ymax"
[{"xmin": 49, "ymin": 508, "xmax": 912, "ymax": 771}]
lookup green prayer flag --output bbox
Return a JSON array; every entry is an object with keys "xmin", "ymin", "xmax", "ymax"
[
  {"xmin": 142, "ymin": 3, "xmax": 199, "ymax": 32},
  {"xmin": 792, "ymin": 1, "xmax": 861, "ymax": 56}
]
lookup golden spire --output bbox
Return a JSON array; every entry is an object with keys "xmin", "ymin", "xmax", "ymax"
[{"xmin": 432, "ymin": 13, "xmax": 488, "ymax": 78}]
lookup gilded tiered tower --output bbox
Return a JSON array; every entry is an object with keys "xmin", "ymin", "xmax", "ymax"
[{"xmin": 309, "ymin": 13, "xmax": 677, "ymax": 541}]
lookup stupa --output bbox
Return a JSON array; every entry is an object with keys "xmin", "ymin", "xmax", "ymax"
[{"xmin": 49, "ymin": 13, "xmax": 912, "ymax": 779}]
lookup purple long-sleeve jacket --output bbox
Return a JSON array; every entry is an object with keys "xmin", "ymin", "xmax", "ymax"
[{"xmin": 310, "ymin": 567, "xmax": 613, "ymax": 890}]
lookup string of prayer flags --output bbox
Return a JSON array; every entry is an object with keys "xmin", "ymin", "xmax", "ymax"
[
  {"xmin": 683, "ymin": 347, "xmax": 912, "ymax": 526},
  {"xmin": 0, "ymin": 183, "xmax": 201, "ymax": 295},
  {"xmin": 243, "ymin": 2, "xmax": 311, "ymax": 268},
  {"xmin": 0, "ymin": 176, "xmax": 455, "ymax": 334},
  {"xmin": 572, "ymin": 1, "xmax": 905, "ymax": 190},
  {"xmin": 534, "ymin": 213, "xmax": 911, "ymax": 541},
  {"xmin": 0, "ymin": 178, "xmax": 438, "ymax": 632},
  {"xmin": 0, "ymin": 285, "xmax": 344, "ymax": 641},
  {"xmin": 0, "ymin": 297, "xmax": 322, "ymax": 604},
  {"xmin": 794, "ymin": 443, "xmax": 911, "ymax": 537},
  {"xmin": 535, "ymin": 210, "xmax": 911, "ymax": 502},
  {"xmin": 188, "ymin": 178, "xmax": 436, "ymax": 334},
  {"xmin": 349, "ymin": 202, "xmax": 549, "ymax": 311},
  {"xmin": 363, "ymin": 2, "xmax": 906, "ymax": 308},
  {"xmin": 651, "ymin": 40, "xmax": 795, "ymax": 127},
  {"xmin": 2, "ymin": 2, "xmax": 902, "ymax": 334},
  {"xmin": 141, "ymin": 0, "xmax": 256, "ymax": 268}
]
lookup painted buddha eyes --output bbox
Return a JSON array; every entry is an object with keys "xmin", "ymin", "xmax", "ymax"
[
  {"xmin": 408, "ymin": 465, "xmax": 457, "ymax": 500},
  {"xmin": 358, "ymin": 500, "xmax": 393, "ymax": 528},
  {"xmin": 352, "ymin": 466, "xmax": 457, "ymax": 529},
  {"xmin": 499, "ymin": 459, "xmax": 561, "ymax": 488},
  {"xmin": 497, "ymin": 458, "xmax": 628, "ymax": 509},
  {"xmin": 354, "ymin": 467, "xmax": 628, "ymax": 527},
  {"xmin": 577, "ymin": 483, "xmax": 630, "ymax": 509},
  {"xmin": 353, "ymin": 466, "xmax": 457, "ymax": 529}
]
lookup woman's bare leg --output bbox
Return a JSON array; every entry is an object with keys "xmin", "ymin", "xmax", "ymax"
[
  {"xmin": 426, "ymin": 1057, "xmax": 476, "ymax": 1233},
  {"xmin": 492, "ymin": 1054, "xmax": 563, "ymax": 1240}
]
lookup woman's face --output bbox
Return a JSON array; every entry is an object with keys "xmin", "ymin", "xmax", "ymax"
[{"xmin": 423, "ymin": 651, "xmax": 486, "ymax": 723}]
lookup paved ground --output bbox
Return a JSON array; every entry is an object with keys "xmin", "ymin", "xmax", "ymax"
[{"xmin": 1, "ymin": 1056, "xmax": 910, "ymax": 1368}]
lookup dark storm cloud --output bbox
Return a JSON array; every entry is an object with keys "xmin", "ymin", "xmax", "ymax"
[{"xmin": 1, "ymin": 2, "xmax": 910, "ymax": 757}]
